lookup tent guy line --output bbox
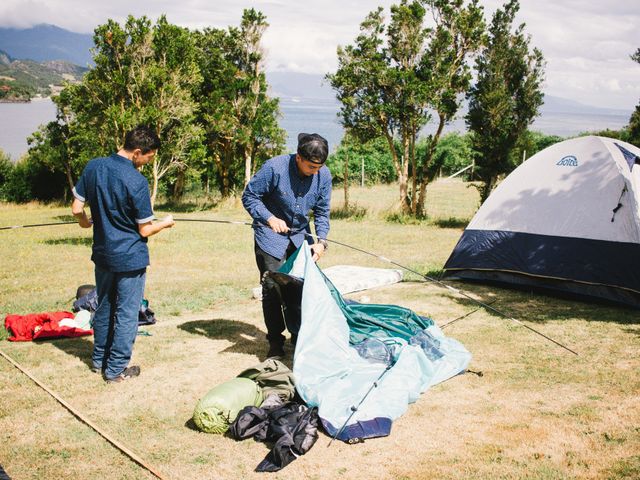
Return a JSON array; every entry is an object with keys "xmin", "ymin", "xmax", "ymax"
[
  {"xmin": 313, "ymin": 234, "xmax": 579, "ymax": 356},
  {"xmin": 0, "ymin": 216, "xmax": 579, "ymax": 355}
]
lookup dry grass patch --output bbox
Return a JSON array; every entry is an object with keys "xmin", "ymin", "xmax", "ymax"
[{"xmin": 1, "ymin": 182, "xmax": 639, "ymax": 479}]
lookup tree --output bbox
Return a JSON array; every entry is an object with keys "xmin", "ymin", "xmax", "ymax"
[
  {"xmin": 466, "ymin": 0, "xmax": 545, "ymax": 203},
  {"xmin": 0, "ymin": 149, "xmax": 13, "ymax": 200},
  {"xmin": 194, "ymin": 9, "xmax": 285, "ymax": 197},
  {"xmin": 627, "ymin": 48, "xmax": 640, "ymax": 147},
  {"xmin": 425, "ymin": 132, "xmax": 474, "ymax": 179},
  {"xmin": 328, "ymin": 0, "xmax": 484, "ymax": 216},
  {"xmin": 31, "ymin": 15, "xmax": 203, "ymax": 206}
]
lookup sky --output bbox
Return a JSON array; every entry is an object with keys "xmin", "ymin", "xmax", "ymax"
[{"xmin": 1, "ymin": 0, "xmax": 639, "ymax": 110}]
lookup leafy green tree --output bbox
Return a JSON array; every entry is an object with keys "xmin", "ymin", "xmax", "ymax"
[
  {"xmin": 328, "ymin": 135, "xmax": 396, "ymax": 186},
  {"xmin": 27, "ymin": 119, "xmax": 78, "ymax": 194},
  {"xmin": 2, "ymin": 154, "xmax": 67, "ymax": 203},
  {"xmin": 512, "ymin": 130, "xmax": 562, "ymax": 166},
  {"xmin": 194, "ymin": 9, "xmax": 285, "ymax": 197},
  {"xmin": 423, "ymin": 132, "xmax": 474, "ymax": 180},
  {"xmin": 329, "ymin": 0, "xmax": 484, "ymax": 216},
  {"xmin": 466, "ymin": 0, "xmax": 545, "ymax": 203},
  {"xmin": 32, "ymin": 15, "xmax": 203, "ymax": 206},
  {"xmin": 627, "ymin": 48, "xmax": 640, "ymax": 147},
  {"xmin": 0, "ymin": 149, "xmax": 13, "ymax": 200}
]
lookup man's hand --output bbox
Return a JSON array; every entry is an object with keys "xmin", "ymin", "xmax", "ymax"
[
  {"xmin": 310, "ymin": 242, "xmax": 326, "ymax": 262},
  {"xmin": 71, "ymin": 198, "xmax": 92, "ymax": 228},
  {"xmin": 267, "ymin": 216, "xmax": 290, "ymax": 234},
  {"xmin": 138, "ymin": 214, "xmax": 175, "ymax": 238},
  {"xmin": 161, "ymin": 214, "xmax": 175, "ymax": 229}
]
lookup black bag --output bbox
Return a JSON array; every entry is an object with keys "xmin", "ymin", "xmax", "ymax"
[
  {"xmin": 229, "ymin": 401, "xmax": 319, "ymax": 472},
  {"xmin": 72, "ymin": 285, "xmax": 156, "ymax": 326}
]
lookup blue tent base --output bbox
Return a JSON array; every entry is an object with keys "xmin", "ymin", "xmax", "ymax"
[
  {"xmin": 444, "ymin": 269, "xmax": 640, "ymax": 309},
  {"xmin": 444, "ymin": 229, "xmax": 640, "ymax": 309},
  {"xmin": 321, "ymin": 417, "xmax": 393, "ymax": 443}
]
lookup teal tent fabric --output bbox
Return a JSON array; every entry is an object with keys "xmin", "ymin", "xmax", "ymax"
[{"xmin": 288, "ymin": 243, "xmax": 471, "ymax": 442}]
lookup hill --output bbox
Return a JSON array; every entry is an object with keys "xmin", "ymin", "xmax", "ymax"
[{"xmin": 0, "ymin": 49, "xmax": 86, "ymax": 101}]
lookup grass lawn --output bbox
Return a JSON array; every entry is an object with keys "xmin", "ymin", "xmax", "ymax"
[{"xmin": 0, "ymin": 180, "xmax": 639, "ymax": 479}]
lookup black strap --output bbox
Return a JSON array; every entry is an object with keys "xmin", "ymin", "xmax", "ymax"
[{"xmin": 611, "ymin": 185, "xmax": 627, "ymax": 222}]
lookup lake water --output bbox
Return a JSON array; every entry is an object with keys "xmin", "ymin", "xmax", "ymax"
[{"xmin": 0, "ymin": 97, "xmax": 633, "ymax": 160}]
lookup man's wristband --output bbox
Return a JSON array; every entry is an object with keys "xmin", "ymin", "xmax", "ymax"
[{"xmin": 318, "ymin": 239, "xmax": 329, "ymax": 250}]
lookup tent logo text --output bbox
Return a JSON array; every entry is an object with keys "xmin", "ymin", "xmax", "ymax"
[{"xmin": 556, "ymin": 155, "xmax": 578, "ymax": 167}]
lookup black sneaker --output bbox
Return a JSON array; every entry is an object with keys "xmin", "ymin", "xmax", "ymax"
[
  {"xmin": 105, "ymin": 366, "xmax": 141, "ymax": 384},
  {"xmin": 267, "ymin": 344, "xmax": 285, "ymax": 359}
]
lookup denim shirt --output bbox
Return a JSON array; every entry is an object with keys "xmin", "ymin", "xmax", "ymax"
[
  {"xmin": 73, "ymin": 153, "xmax": 154, "ymax": 272},
  {"xmin": 242, "ymin": 154, "xmax": 331, "ymax": 259}
]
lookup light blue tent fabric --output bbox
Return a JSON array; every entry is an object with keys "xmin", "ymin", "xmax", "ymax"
[{"xmin": 290, "ymin": 243, "xmax": 472, "ymax": 441}]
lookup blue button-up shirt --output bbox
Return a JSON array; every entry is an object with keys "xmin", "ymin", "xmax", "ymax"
[
  {"xmin": 73, "ymin": 153, "xmax": 154, "ymax": 272},
  {"xmin": 242, "ymin": 153, "xmax": 332, "ymax": 259}
]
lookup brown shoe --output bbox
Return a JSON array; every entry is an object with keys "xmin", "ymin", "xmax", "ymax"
[{"xmin": 105, "ymin": 366, "xmax": 141, "ymax": 383}]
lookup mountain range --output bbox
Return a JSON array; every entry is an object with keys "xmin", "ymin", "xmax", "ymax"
[
  {"xmin": 0, "ymin": 48, "xmax": 85, "ymax": 100},
  {"xmin": 0, "ymin": 24, "xmax": 632, "ymax": 116},
  {"xmin": 0, "ymin": 24, "xmax": 94, "ymax": 66}
]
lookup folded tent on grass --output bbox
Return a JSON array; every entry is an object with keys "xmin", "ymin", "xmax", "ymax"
[
  {"xmin": 443, "ymin": 136, "xmax": 640, "ymax": 308},
  {"xmin": 275, "ymin": 243, "xmax": 471, "ymax": 443}
]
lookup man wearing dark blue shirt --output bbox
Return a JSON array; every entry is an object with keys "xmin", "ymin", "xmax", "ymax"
[
  {"xmin": 71, "ymin": 126, "xmax": 175, "ymax": 383},
  {"xmin": 242, "ymin": 133, "xmax": 332, "ymax": 359}
]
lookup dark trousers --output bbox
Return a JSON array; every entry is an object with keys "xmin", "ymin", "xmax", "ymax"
[{"xmin": 254, "ymin": 242, "xmax": 300, "ymax": 346}]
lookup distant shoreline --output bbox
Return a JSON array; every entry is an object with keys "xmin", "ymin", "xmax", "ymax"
[{"xmin": 0, "ymin": 98, "xmax": 31, "ymax": 104}]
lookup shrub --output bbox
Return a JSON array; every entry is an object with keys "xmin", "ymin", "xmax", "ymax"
[
  {"xmin": 328, "ymin": 136, "xmax": 396, "ymax": 186},
  {"xmin": 2, "ymin": 154, "xmax": 67, "ymax": 203}
]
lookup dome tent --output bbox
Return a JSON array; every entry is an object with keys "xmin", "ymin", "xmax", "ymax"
[{"xmin": 443, "ymin": 136, "xmax": 640, "ymax": 308}]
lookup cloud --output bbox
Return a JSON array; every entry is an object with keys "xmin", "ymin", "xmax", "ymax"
[{"xmin": 0, "ymin": 0, "xmax": 638, "ymax": 109}]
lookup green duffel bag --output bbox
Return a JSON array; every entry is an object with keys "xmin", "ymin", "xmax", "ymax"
[{"xmin": 192, "ymin": 377, "xmax": 263, "ymax": 434}]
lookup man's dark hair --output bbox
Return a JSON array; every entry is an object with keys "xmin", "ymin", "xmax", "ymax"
[
  {"xmin": 123, "ymin": 125, "xmax": 161, "ymax": 153},
  {"xmin": 297, "ymin": 133, "xmax": 329, "ymax": 164}
]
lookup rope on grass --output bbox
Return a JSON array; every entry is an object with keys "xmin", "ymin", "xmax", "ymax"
[{"xmin": 0, "ymin": 348, "xmax": 168, "ymax": 480}]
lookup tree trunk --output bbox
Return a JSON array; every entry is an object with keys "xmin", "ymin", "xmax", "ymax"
[
  {"xmin": 150, "ymin": 160, "xmax": 159, "ymax": 208},
  {"xmin": 416, "ymin": 114, "xmax": 446, "ymax": 216},
  {"xmin": 343, "ymin": 153, "xmax": 350, "ymax": 210},
  {"xmin": 172, "ymin": 169, "xmax": 185, "ymax": 202},
  {"xmin": 383, "ymin": 130, "xmax": 409, "ymax": 213},
  {"xmin": 479, "ymin": 177, "xmax": 495, "ymax": 204},
  {"xmin": 244, "ymin": 145, "xmax": 253, "ymax": 187},
  {"xmin": 409, "ymin": 130, "xmax": 417, "ymax": 215},
  {"xmin": 64, "ymin": 160, "xmax": 74, "ymax": 195},
  {"xmin": 401, "ymin": 135, "xmax": 411, "ymax": 213}
]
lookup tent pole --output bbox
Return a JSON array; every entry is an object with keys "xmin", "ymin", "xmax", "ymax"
[{"xmin": 0, "ymin": 217, "xmax": 578, "ymax": 355}]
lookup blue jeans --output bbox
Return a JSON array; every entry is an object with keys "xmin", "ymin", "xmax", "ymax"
[{"xmin": 92, "ymin": 266, "xmax": 146, "ymax": 379}]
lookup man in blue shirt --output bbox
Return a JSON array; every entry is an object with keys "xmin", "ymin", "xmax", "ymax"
[
  {"xmin": 71, "ymin": 126, "xmax": 175, "ymax": 383},
  {"xmin": 242, "ymin": 133, "xmax": 332, "ymax": 359}
]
